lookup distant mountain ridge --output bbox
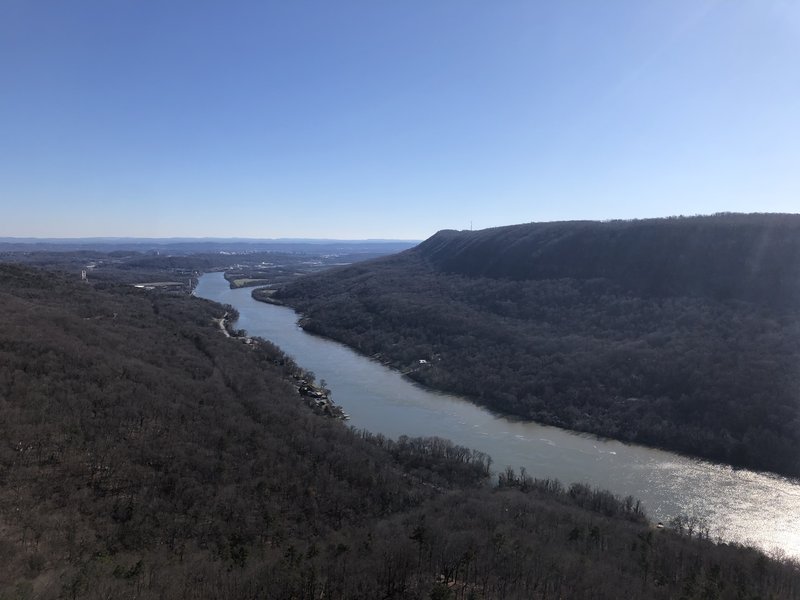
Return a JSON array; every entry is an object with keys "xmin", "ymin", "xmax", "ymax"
[{"xmin": 0, "ymin": 237, "xmax": 418, "ymax": 255}]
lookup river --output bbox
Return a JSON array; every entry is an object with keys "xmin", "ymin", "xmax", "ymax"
[{"xmin": 195, "ymin": 271, "xmax": 800, "ymax": 559}]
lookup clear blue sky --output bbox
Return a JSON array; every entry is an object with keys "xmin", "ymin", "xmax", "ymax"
[{"xmin": 1, "ymin": 1, "xmax": 798, "ymax": 239}]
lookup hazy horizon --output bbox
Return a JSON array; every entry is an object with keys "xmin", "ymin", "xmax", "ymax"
[
  {"xmin": 0, "ymin": 235, "xmax": 421, "ymax": 243},
  {"xmin": 2, "ymin": 2, "xmax": 798, "ymax": 239},
  {"xmin": 3, "ymin": 211, "xmax": 800, "ymax": 244}
]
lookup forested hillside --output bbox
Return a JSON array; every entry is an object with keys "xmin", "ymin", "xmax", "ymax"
[
  {"xmin": 417, "ymin": 214, "xmax": 800, "ymax": 305},
  {"xmin": 274, "ymin": 214, "xmax": 800, "ymax": 477},
  {"xmin": 3, "ymin": 263, "xmax": 800, "ymax": 598}
]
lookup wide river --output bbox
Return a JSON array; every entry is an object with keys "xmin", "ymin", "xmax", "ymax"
[{"xmin": 196, "ymin": 271, "xmax": 800, "ymax": 559}]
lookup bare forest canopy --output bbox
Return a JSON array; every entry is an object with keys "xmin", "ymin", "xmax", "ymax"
[
  {"xmin": 0, "ymin": 244, "xmax": 410, "ymax": 295},
  {"xmin": 2, "ymin": 262, "xmax": 799, "ymax": 599},
  {"xmin": 274, "ymin": 214, "xmax": 800, "ymax": 477}
]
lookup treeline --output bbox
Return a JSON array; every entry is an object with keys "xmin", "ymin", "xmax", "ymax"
[
  {"xmin": 2, "ymin": 263, "xmax": 800, "ymax": 598},
  {"xmin": 274, "ymin": 214, "xmax": 800, "ymax": 477}
]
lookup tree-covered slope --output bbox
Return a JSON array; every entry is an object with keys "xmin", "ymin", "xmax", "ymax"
[
  {"xmin": 3, "ymin": 263, "xmax": 800, "ymax": 599},
  {"xmin": 417, "ymin": 214, "xmax": 800, "ymax": 305},
  {"xmin": 0, "ymin": 265, "xmax": 477, "ymax": 597},
  {"xmin": 274, "ymin": 214, "xmax": 800, "ymax": 477}
]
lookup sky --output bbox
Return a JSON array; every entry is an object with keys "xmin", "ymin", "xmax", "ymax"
[{"xmin": 1, "ymin": 1, "xmax": 798, "ymax": 240}]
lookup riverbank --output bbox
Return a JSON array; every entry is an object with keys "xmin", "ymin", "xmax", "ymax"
[
  {"xmin": 253, "ymin": 286, "xmax": 782, "ymax": 478},
  {"xmin": 211, "ymin": 306, "xmax": 348, "ymax": 420}
]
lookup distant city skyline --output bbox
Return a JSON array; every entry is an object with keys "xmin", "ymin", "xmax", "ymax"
[{"xmin": 2, "ymin": 1, "xmax": 798, "ymax": 239}]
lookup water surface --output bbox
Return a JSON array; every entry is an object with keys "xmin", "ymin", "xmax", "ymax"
[{"xmin": 196, "ymin": 272, "xmax": 800, "ymax": 558}]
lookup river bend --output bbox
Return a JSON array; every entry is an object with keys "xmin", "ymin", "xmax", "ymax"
[{"xmin": 195, "ymin": 271, "xmax": 800, "ymax": 559}]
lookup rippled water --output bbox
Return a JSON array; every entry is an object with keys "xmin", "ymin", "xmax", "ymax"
[{"xmin": 196, "ymin": 272, "xmax": 800, "ymax": 558}]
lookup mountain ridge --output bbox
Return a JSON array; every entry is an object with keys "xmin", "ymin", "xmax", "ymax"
[
  {"xmin": 274, "ymin": 213, "xmax": 800, "ymax": 476},
  {"xmin": 413, "ymin": 213, "xmax": 800, "ymax": 305}
]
